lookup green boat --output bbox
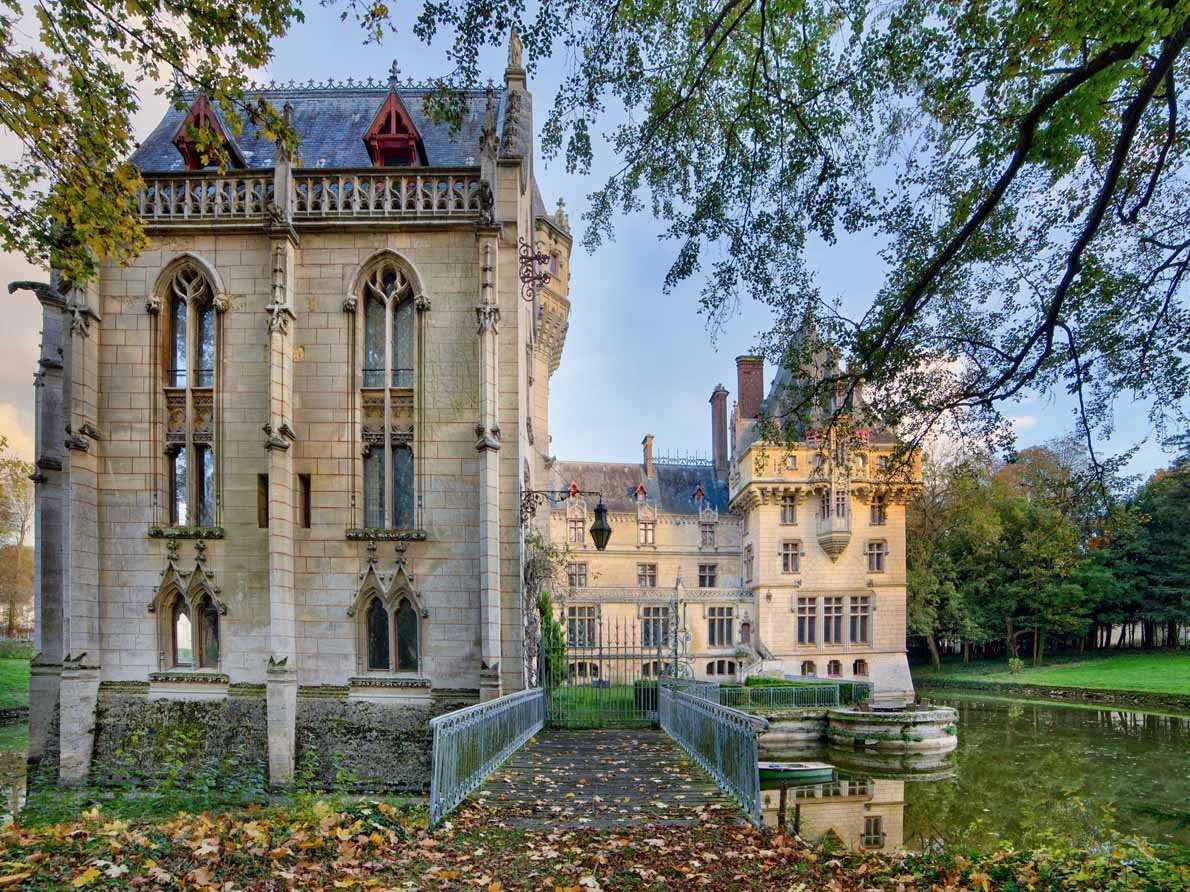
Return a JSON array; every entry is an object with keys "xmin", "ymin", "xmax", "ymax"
[{"xmin": 758, "ymin": 761, "xmax": 835, "ymax": 783}]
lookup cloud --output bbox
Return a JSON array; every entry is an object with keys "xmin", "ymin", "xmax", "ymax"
[
  {"xmin": 1009, "ymin": 415, "xmax": 1038, "ymax": 433},
  {"xmin": 0, "ymin": 402, "xmax": 35, "ymax": 461}
]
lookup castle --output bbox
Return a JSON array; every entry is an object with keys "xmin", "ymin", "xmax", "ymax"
[{"xmin": 25, "ymin": 42, "xmax": 916, "ymax": 790}]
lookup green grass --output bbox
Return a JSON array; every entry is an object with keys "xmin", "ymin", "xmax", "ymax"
[
  {"xmin": 547, "ymin": 683, "xmax": 653, "ymax": 728},
  {"xmin": 914, "ymin": 651, "xmax": 1190, "ymax": 695},
  {"xmin": 0, "ymin": 657, "xmax": 30, "ymax": 710}
]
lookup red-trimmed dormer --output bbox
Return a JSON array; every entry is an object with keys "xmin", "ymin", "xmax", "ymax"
[
  {"xmin": 173, "ymin": 96, "xmax": 244, "ymax": 171},
  {"xmin": 364, "ymin": 91, "xmax": 426, "ymax": 167}
]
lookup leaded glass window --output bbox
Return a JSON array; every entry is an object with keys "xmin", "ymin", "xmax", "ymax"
[
  {"xmin": 395, "ymin": 597, "xmax": 419, "ymax": 670},
  {"xmin": 366, "ymin": 597, "xmax": 390, "ymax": 670},
  {"xmin": 161, "ymin": 263, "xmax": 220, "ymax": 528},
  {"xmin": 358, "ymin": 257, "xmax": 420, "ymax": 530}
]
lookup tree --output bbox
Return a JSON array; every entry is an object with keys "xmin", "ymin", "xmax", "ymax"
[
  {"xmin": 0, "ymin": 438, "xmax": 33, "ymax": 638},
  {"xmin": 0, "ymin": 0, "xmax": 302, "ymax": 283},
  {"xmin": 409, "ymin": 1, "xmax": 1190, "ymax": 466}
]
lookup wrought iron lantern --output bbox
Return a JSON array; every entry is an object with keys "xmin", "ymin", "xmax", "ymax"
[
  {"xmin": 521, "ymin": 485, "xmax": 612, "ymax": 551},
  {"xmin": 588, "ymin": 499, "xmax": 612, "ymax": 551}
]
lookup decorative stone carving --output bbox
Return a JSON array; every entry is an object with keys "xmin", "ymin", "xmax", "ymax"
[{"xmin": 476, "ymin": 304, "xmax": 500, "ymax": 334}]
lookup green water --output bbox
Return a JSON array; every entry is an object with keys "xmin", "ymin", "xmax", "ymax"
[{"xmin": 902, "ymin": 695, "xmax": 1190, "ymax": 850}]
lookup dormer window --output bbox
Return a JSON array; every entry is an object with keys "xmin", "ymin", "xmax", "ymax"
[
  {"xmin": 364, "ymin": 91, "xmax": 425, "ymax": 167},
  {"xmin": 173, "ymin": 96, "xmax": 244, "ymax": 171}
]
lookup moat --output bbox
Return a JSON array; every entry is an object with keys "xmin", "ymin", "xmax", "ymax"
[{"xmin": 2, "ymin": 693, "xmax": 1188, "ymax": 849}]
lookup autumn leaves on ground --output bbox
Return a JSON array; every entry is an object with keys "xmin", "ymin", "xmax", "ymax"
[{"xmin": 0, "ymin": 798, "xmax": 1186, "ymax": 891}]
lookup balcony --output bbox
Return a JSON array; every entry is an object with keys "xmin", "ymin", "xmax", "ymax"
[
  {"xmin": 816, "ymin": 511, "xmax": 851, "ymax": 561},
  {"xmin": 136, "ymin": 168, "xmax": 485, "ymax": 227}
]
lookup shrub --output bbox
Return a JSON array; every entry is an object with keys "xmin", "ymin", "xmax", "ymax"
[{"xmin": 1008, "ymin": 657, "xmax": 1025, "ymax": 674}]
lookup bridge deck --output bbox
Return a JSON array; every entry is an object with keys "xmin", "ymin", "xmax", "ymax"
[{"xmin": 470, "ymin": 729, "xmax": 738, "ymax": 829}]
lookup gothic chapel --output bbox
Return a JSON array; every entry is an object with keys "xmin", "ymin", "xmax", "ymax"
[{"xmin": 26, "ymin": 39, "xmax": 574, "ymax": 788}]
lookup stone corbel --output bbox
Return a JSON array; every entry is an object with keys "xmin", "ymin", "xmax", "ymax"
[
  {"xmin": 476, "ymin": 304, "xmax": 500, "ymax": 334},
  {"xmin": 211, "ymin": 293, "xmax": 231, "ymax": 314},
  {"xmin": 341, "ymin": 295, "xmax": 358, "ymax": 314},
  {"xmin": 262, "ymin": 423, "xmax": 290, "ymax": 452},
  {"xmin": 145, "ymin": 295, "xmax": 162, "ymax": 315},
  {"xmin": 66, "ymin": 300, "xmax": 101, "ymax": 338},
  {"xmin": 475, "ymin": 423, "xmax": 501, "ymax": 452},
  {"xmin": 64, "ymin": 425, "xmax": 89, "ymax": 453},
  {"xmin": 265, "ymin": 300, "xmax": 296, "ymax": 335},
  {"xmin": 414, "ymin": 293, "xmax": 431, "ymax": 313}
]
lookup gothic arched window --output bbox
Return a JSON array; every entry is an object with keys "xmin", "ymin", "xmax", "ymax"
[
  {"xmin": 172, "ymin": 597, "xmax": 193, "ymax": 667},
  {"xmin": 196, "ymin": 594, "xmax": 220, "ymax": 668},
  {"xmin": 355, "ymin": 256, "xmax": 420, "ymax": 531},
  {"xmin": 395, "ymin": 597, "xmax": 418, "ymax": 671},
  {"xmin": 366, "ymin": 597, "xmax": 390, "ymax": 671},
  {"xmin": 161, "ymin": 262, "xmax": 221, "ymax": 528}
]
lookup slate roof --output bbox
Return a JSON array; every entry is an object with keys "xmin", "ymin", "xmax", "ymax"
[
  {"xmin": 549, "ymin": 460, "xmax": 732, "ymax": 516},
  {"xmin": 131, "ymin": 86, "xmax": 506, "ymax": 173}
]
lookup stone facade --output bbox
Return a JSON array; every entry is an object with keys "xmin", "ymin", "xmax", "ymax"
[
  {"xmin": 547, "ymin": 355, "xmax": 920, "ymax": 701},
  {"xmin": 27, "ymin": 48, "xmax": 572, "ymax": 788}
]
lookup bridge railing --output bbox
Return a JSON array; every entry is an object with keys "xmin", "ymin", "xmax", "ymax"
[
  {"xmin": 428, "ymin": 687, "xmax": 545, "ymax": 827},
  {"xmin": 719, "ymin": 683, "xmax": 840, "ymax": 709},
  {"xmin": 658, "ymin": 681, "xmax": 769, "ymax": 826}
]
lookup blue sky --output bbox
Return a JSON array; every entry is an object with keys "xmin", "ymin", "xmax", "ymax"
[{"xmin": 0, "ymin": 6, "xmax": 1182, "ymax": 479}]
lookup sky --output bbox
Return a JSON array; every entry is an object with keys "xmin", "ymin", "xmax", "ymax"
[{"xmin": 0, "ymin": 6, "xmax": 1184, "ymax": 480}]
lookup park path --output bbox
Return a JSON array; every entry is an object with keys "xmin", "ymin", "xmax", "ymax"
[{"xmin": 468, "ymin": 729, "xmax": 737, "ymax": 830}]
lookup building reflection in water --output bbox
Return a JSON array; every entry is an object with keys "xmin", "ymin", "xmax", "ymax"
[{"xmin": 761, "ymin": 777, "xmax": 905, "ymax": 852}]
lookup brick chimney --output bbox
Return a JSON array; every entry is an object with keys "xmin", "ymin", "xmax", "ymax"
[
  {"xmin": 642, "ymin": 433, "xmax": 654, "ymax": 477},
  {"xmin": 710, "ymin": 385, "xmax": 728, "ymax": 479},
  {"xmin": 736, "ymin": 356, "xmax": 764, "ymax": 419}
]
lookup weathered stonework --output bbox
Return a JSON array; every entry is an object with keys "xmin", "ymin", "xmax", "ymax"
[{"xmin": 27, "ymin": 51, "xmax": 571, "ymax": 789}]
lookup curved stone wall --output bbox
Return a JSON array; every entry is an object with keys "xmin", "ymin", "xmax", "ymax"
[{"xmin": 825, "ymin": 706, "xmax": 958, "ymax": 753}]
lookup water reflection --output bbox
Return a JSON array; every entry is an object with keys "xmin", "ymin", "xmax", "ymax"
[
  {"xmin": 759, "ymin": 695, "xmax": 1190, "ymax": 850},
  {"xmin": 762, "ymin": 777, "xmax": 905, "ymax": 851}
]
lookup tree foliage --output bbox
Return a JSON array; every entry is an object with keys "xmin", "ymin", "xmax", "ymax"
[
  {"xmin": 0, "ymin": 436, "xmax": 32, "ymax": 639},
  {"xmin": 412, "ymin": 0, "xmax": 1190, "ymax": 464},
  {"xmin": 908, "ymin": 440, "xmax": 1190, "ymax": 665},
  {"xmin": 0, "ymin": 0, "xmax": 302, "ymax": 283}
]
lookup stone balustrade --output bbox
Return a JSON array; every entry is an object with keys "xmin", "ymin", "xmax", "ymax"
[{"xmin": 136, "ymin": 168, "xmax": 485, "ymax": 225}]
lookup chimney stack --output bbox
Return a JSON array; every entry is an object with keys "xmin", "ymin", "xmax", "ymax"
[
  {"xmin": 642, "ymin": 433, "xmax": 654, "ymax": 477},
  {"xmin": 710, "ymin": 385, "xmax": 728, "ymax": 479},
  {"xmin": 736, "ymin": 356, "xmax": 764, "ymax": 420}
]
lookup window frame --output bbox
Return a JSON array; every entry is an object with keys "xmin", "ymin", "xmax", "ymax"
[
  {"xmin": 850, "ymin": 595, "xmax": 872, "ymax": 644},
  {"xmin": 161, "ymin": 263, "xmax": 221, "ymax": 530},
  {"xmin": 781, "ymin": 540, "xmax": 801, "ymax": 574},
  {"xmin": 779, "ymin": 493, "xmax": 797, "ymax": 525},
  {"xmin": 866, "ymin": 540, "xmax": 888, "ymax": 573},
  {"xmin": 698, "ymin": 563, "xmax": 718, "ymax": 588},
  {"xmin": 638, "ymin": 519, "xmax": 656, "ymax": 546},
  {"xmin": 642, "ymin": 605, "xmax": 671, "ymax": 648},
  {"xmin": 797, "ymin": 597, "xmax": 817, "ymax": 645},
  {"xmin": 566, "ymin": 605, "xmax": 597, "ymax": 648},
  {"xmin": 567, "ymin": 562, "xmax": 589, "ymax": 588},
  {"xmin": 708, "ymin": 605, "xmax": 734, "ymax": 647},
  {"xmin": 637, "ymin": 563, "xmax": 657, "ymax": 588},
  {"xmin": 700, "ymin": 521, "xmax": 716, "ymax": 548},
  {"xmin": 568, "ymin": 517, "xmax": 586, "ymax": 545},
  {"xmin": 360, "ymin": 589, "xmax": 423, "ymax": 675},
  {"xmin": 823, "ymin": 596, "xmax": 844, "ymax": 644},
  {"xmin": 870, "ymin": 493, "xmax": 887, "ymax": 526}
]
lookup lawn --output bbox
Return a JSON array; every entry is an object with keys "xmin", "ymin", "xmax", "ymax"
[
  {"xmin": 914, "ymin": 651, "xmax": 1190, "ymax": 695},
  {"xmin": 0, "ymin": 658, "xmax": 30, "ymax": 711}
]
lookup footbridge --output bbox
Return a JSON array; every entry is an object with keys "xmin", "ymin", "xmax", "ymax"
[{"xmin": 428, "ymin": 681, "xmax": 768, "ymax": 829}]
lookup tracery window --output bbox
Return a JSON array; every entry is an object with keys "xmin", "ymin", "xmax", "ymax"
[
  {"xmin": 362, "ymin": 593, "xmax": 421, "ymax": 673},
  {"xmin": 160, "ymin": 263, "xmax": 221, "ymax": 528},
  {"xmin": 164, "ymin": 589, "xmax": 220, "ymax": 669},
  {"xmin": 355, "ymin": 257, "xmax": 422, "ymax": 531}
]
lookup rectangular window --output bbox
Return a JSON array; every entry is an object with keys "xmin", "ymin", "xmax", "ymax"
[
  {"xmin": 567, "ymin": 562, "xmax": 588, "ymax": 588},
  {"xmin": 823, "ymin": 596, "xmax": 844, "ymax": 644},
  {"xmin": 877, "ymin": 455, "xmax": 890, "ymax": 472},
  {"xmin": 866, "ymin": 541, "xmax": 887, "ymax": 573},
  {"xmin": 850, "ymin": 595, "xmax": 871, "ymax": 644},
  {"xmin": 870, "ymin": 494, "xmax": 887, "ymax": 526},
  {"xmin": 170, "ymin": 447, "xmax": 188, "ymax": 526},
  {"xmin": 862, "ymin": 816, "xmax": 884, "ymax": 848},
  {"xmin": 698, "ymin": 563, "xmax": 717, "ymax": 588},
  {"xmin": 642, "ymin": 606, "xmax": 670, "ymax": 648},
  {"xmin": 639, "ymin": 520, "xmax": 655, "ymax": 545},
  {"xmin": 780, "ymin": 493, "xmax": 797, "ymax": 525},
  {"xmin": 195, "ymin": 444, "xmax": 215, "ymax": 527},
  {"xmin": 637, "ymin": 563, "xmax": 657, "ymax": 588},
  {"xmin": 818, "ymin": 490, "xmax": 830, "ymax": 519},
  {"xmin": 393, "ymin": 446, "xmax": 415, "ymax": 529},
  {"xmin": 566, "ymin": 606, "xmax": 596, "ymax": 647},
  {"xmin": 835, "ymin": 489, "xmax": 848, "ymax": 518},
  {"xmin": 708, "ymin": 606, "xmax": 734, "ymax": 647},
  {"xmin": 700, "ymin": 522, "xmax": 716, "ymax": 547},
  {"xmin": 744, "ymin": 544, "xmax": 754, "ymax": 583},
  {"xmin": 363, "ymin": 448, "xmax": 385, "ymax": 528},
  {"xmin": 797, "ymin": 597, "xmax": 817, "ymax": 644},
  {"xmin": 568, "ymin": 517, "xmax": 585, "ymax": 545},
  {"xmin": 257, "ymin": 473, "xmax": 269, "ymax": 528},
  {"xmin": 781, "ymin": 541, "xmax": 800, "ymax": 574},
  {"xmin": 298, "ymin": 473, "xmax": 312, "ymax": 529}
]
